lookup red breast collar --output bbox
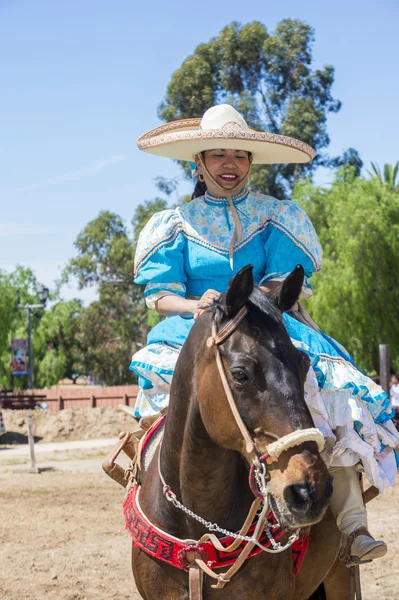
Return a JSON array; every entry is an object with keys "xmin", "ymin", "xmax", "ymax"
[
  {"xmin": 123, "ymin": 483, "xmax": 308, "ymax": 575},
  {"xmin": 127, "ymin": 413, "xmax": 308, "ymax": 575}
]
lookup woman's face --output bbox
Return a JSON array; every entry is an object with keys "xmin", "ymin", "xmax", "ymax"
[{"xmin": 197, "ymin": 148, "xmax": 251, "ymax": 195}]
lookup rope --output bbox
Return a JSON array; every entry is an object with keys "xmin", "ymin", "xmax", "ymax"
[
  {"xmin": 267, "ymin": 428, "xmax": 325, "ymax": 458},
  {"xmin": 195, "ymin": 153, "xmax": 250, "ymax": 269}
]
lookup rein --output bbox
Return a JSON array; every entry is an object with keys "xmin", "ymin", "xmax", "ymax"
[{"xmin": 156, "ymin": 305, "xmax": 325, "ymax": 594}]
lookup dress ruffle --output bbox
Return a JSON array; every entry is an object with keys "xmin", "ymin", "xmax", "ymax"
[
  {"xmin": 303, "ymin": 368, "xmax": 398, "ymax": 491},
  {"xmin": 130, "ymin": 343, "xmax": 179, "ymax": 417}
]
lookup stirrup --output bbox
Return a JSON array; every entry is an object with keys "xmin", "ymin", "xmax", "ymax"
[
  {"xmin": 102, "ymin": 409, "xmax": 167, "ymax": 488},
  {"xmin": 102, "ymin": 431, "xmax": 138, "ymax": 488},
  {"xmin": 340, "ymin": 527, "xmax": 387, "ymax": 567}
]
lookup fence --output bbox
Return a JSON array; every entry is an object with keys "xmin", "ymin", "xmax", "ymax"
[{"xmin": 0, "ymin": 385, "xmax": 139, "ymax": 413}]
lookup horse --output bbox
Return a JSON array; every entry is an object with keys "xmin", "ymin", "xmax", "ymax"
[{"xmin": 129, "ymin": 264, "xmax": 350, "ymax": 599}]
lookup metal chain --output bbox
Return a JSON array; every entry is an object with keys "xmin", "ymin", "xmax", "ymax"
[
  {"xmin": 254, "ymin": 462, "xmax": 268, "ymax": 497},
  {"xmin": 164, "ymin": 488, "xmax": 259, "ymax": 542},
  {"xmin": 164, "ymin": 486, "xmax": 299, "ymax": 553},
  {"xmin": 258, "ymin": 525, "xmax": 299, "ymax": 553}
]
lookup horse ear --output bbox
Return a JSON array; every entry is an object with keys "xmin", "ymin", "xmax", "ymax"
[
  {"xmin": 224, "ymin": 265, "xmax": 254, "ymax": 317},
  {"xmin": 273, "ymin": 265, "xmax": 305, "ymax": 312}
]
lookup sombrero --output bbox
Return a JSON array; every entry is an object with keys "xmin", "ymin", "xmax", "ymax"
[{"xmin": 137, "ymin": 104, "xmax": 315, "ymax": 164}]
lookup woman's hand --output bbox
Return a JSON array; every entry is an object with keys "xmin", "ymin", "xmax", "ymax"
[{"xmin": 194, "ymin": 289, "xmax": 221, "ymax": 320}]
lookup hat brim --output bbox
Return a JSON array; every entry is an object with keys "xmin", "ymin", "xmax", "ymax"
[{"xmin": 137, "ymin": 120, "xmax": 315, "ymax": 164}]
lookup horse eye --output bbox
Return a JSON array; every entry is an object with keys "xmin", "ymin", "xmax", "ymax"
[{"xmin": 231, "ymin": 368, "xmax": 248, "ymax": 383}]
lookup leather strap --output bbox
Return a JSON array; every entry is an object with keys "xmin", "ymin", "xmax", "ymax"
[
  {"xmin": 194, "ymin": 497, "xmax": 270, "ymax": 589},
  {"xmin": 102, "ymin": 431, "xmax": 137, "ymax": 488},
  {"xmin": 189, "ymin": 565, "xmax": 204, "ymax": 600},
  {"xmin": 349, "ymin": 565, "xmax": 362, "ymax": 600},
  {"xmin": 207, "ymin": 306, "xmax": 248, "ymax": 347},
  {"xmin": 214, "ymin": 332, "xmax": 258, "ymax": 459},
  {"xmin": 362, "ymin": 485, "xmax": 379, "ymax": 505},
  {"xmin": 198, "ymin": 497, "xmax": 262, "ymax": 553}
]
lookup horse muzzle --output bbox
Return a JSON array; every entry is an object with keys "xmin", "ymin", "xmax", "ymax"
[
  {"xmin": 267, "ymin": 447, "xmax": 333, "ymax": 528},
  {"xmin": 283, "ymin": 474, "xmax": 332, "ymax": 518}
]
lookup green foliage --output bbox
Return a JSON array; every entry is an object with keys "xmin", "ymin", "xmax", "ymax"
[
  {"xmin": 0, "ymin": 197, "xmax": 170, "ymax": 389},
  {"xmin": 36, "ymin": 299, "xmax": 85, "ymax": 386},
  {"xmin": 62, "ymin": 200, "xmax": 168, "ymax": 385},
  {"xmin": 65, "ymin": 210, "xmax": 135, "ymax": 288},
  {"xmin": 0, "ymin": 267, "xmax": 86, "ymax": 390},
  {"xmin": 159, "ymin": 19, "xmax": 342, "ymax": 197},
  {"xmin": 293, "ymin": 172, "xmax": 399, "ymax": 372},
  {"xmin": 368, "ymin": 162, "xmax": 399, "ymax": 191}
]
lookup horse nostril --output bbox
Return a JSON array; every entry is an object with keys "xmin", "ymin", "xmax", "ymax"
[{"xmin": 283, "ymin": 482, "xmax": 314, "ymax": 514}]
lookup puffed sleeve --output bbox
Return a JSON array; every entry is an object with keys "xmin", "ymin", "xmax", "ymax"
[
  {"xmin": 134, "ymin": 209, "xmax": 187, "ymax": 309},
  {"xmin": 260, "ymin": 200, "xmax": 322, "ymax": 298}
]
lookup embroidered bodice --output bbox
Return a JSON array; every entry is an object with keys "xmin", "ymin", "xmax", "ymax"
[{"xmin": 134, "ymin": 190, "xmax": 322, "ymax": 308}]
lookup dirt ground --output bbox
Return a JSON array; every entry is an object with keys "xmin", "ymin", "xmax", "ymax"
[
  {"xmin": 1, "ymin": 407, "xmax": 137, "ymax": 444},
  {"xmin": 0, "ymin": 408, "xmax": 398, "ymax": 599}
]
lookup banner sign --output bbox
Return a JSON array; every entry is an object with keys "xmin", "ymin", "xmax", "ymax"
[{"xmin": 11, "ymin": 339, "xmax": 27, "ymax": 375}]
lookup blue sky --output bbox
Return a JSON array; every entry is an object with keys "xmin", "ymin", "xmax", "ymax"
[{"xmin": 1, "ymin": 0, "xmax": 398, "ymax": 303}]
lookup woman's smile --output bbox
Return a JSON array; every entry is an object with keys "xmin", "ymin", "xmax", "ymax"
[
  {"xmin": 218, "ymin": 172, "xmax": 239, "ymax": 184},
  {"xmin": 197, "ymin": 148, "xmax": 251, "ymax": 194}
]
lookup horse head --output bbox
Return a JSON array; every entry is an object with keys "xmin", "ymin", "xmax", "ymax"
[{"xmin": 195, "ymin": 264, "xmax": 332, "ymax": 529}]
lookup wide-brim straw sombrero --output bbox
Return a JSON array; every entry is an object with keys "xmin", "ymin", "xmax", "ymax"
[{"xmin": 137, "ymin": 104, "xmax": 315, "ymax": 164}]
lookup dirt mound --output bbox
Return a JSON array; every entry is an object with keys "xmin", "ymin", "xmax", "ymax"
[{"xmin": 1, "ymin": 407, "xmax": 138, "ymax": 444}]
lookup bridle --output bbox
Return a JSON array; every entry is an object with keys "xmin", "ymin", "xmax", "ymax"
[
  {"xmin": 157, "ymin": 304, "xmax": 325, "ymax": 592},
  {"xmin": 206, "ymin": 305, "xmax": 325, "ymax": 473}
]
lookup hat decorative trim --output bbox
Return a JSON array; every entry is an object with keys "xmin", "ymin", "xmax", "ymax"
[
  {"xmin": 139, "ymin": 119, "xmax": 202, "ymax": 141},
  {"xmin": 137, "ymin": 104, "xmax": 316, "ymax": 164},
  {"xmin": 138, "ymin": 124, "xmax": 315, "ymax": 161}
]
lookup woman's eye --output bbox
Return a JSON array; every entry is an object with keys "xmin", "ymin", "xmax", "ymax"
[{"xmin": 231, "ymin": 369, "xmax": 248, "ymax": 383}]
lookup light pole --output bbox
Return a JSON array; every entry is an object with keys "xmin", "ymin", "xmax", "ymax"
[
  {"xmin": 17, "ymin": 285, "xmax": 50, "ymax": 473},
  {"xmin": 22, "ymin": 285, "xmax": 50, "ymax": 390}
]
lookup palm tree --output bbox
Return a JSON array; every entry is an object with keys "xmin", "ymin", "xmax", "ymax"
[{"xmin": 367, "ymin": 162, "xmax": 399, "ymax": 191}]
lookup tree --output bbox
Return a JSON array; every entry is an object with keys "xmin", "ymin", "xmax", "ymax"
[
  {"xmin": 367, "ymin": 162, "xmax": 399, "ymax": 191},
  {"xmin": 331, "ymin": 148, "xmax": 363, "ymax": 178},
  {"xmin": 0, "ymin": 266, "xmax": 52, "ymax": 389},
  {"xmin": 63, "ymin": 200, "xmax": 168, "ymax": 385},
  {"xmin": 159, "ymin": 19, "xmax": 342, "ymax": 197},
  {"xmin": 0, "ymin": 267, "xmax": 85, "ymax": 389},
  {"xmin": 35, "ymin": 299, "xmax": 85, "ymax": 387},
  {"xmin": 293, "ymin": 171, "xmax": 399, "ymax": 372}
]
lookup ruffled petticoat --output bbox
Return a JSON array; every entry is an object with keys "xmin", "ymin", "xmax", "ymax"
[{"xmin": 130, "ymin": 327, "xmax": 399, "ymax": 493}]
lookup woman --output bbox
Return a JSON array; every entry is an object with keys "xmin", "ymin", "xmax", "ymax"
[{"xmin": 131, "ymin": 104, "xmax": 398, "ymax": 564}]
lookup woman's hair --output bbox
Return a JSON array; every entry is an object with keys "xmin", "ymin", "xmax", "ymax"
[
  {"xmin": 191, "ymin": 150, "xmax": 252, "ymax": 199},
  {"xmin": 192, "ymin": 179, "xmax": 207, "ymax": 199}
]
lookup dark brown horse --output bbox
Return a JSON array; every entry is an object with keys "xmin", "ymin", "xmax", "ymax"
[{"xmin": 131, "ymin": 265, "xmax": 348, "ymax": 599}]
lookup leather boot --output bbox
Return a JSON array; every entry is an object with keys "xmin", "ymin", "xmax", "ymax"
[{"xmin": 329, "ymin": 466, "xmax": 387, "ymax": 565}]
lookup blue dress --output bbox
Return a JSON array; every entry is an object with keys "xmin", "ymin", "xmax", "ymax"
[{"xmin": 130, "ymin": 189, "xmax": 399, "ymax": 491}]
